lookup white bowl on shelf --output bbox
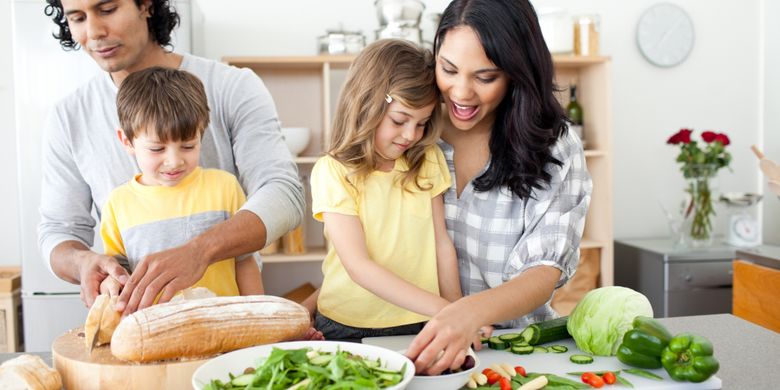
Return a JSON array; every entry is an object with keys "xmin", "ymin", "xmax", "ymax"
[
  {"xmin": 191, "ymin": 340, "xmax": 414, "ymax": 389},
  {"xmin": 281, "ymin": 127, "xmax": 311, "ymax": 156}
]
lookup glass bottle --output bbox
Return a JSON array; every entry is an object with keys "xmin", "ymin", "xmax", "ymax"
[{"xmin": 566, "ymin": 85, "xmax": 584, "ymax": 141}]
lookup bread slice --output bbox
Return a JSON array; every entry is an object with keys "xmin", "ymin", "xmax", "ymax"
[
  {"xmin": 0, "ymin": 355, "xmax": 62, "ymax": 390},
  {"xmin": 110, "ymin": 295, "xmax": 310, "ymax": 362}
]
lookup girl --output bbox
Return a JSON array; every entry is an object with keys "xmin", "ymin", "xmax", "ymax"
[
  {"xmin": 407, "ymin": 0, "xmax": 593, "ymax": 374},
  {"xmin": 310, "ymin": 39, "xmax": 462, "ymax": 340}
]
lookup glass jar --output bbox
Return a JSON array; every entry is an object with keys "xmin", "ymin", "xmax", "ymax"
[{"xmin": 573, "ymin": 14, "xmax": 600, "ymax": 56}]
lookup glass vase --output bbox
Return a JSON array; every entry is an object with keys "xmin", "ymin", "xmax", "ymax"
[{"xmin": 682, "ymin": 164, "xmax": 718, "ymax": 248}]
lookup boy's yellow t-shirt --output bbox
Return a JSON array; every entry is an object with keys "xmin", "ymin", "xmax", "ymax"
[
  {"xmin": 99, "ymin": 167, "xmax": 243, "ymax": 297},
  {"xmin": 311, "ymin": 145, "xmax": 452, "ymax": 328}
]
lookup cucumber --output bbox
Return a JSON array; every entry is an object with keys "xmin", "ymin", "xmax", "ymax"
[
  {"xmin": 498, "ymin": 333, "xmax": 523, "ymax": 343},
  {"xmin": 569, "ymin": 354, "xmax": 594, "ymax": 364},
  {"xmin": 487, "ymin": 336, "xmax": 509, "ymax": 350},
  {"xmin": 550, "ymin": 345, "xmax": 568, "ymax": 353},
  {"xmin": 231, "ymin": 373, "xmax": 255, "ymax": 386},
  {"xmin": 520, "ymin": 316, "xmax": 571, "ymax": 345},
  {"xmin": 533, "ymin": 346, "xmax": 548, "ymax": 353},
  {"xmin": 510, "ymin": 344, "xmax": 534, "ymax": 355}
]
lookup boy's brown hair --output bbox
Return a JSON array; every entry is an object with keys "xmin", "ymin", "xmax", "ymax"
[{"xmin": 117, "ymin": 66, "xmax": 209, "ymax": 142}]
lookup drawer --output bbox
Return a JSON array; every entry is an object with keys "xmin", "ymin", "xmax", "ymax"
[{"xmin": 667, "ymin": 261, "xmax": 733, "ymax": 290}]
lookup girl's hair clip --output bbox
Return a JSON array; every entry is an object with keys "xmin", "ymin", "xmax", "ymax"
[{"xmin": 385, "ymin": 94, "xmax": 393, "ymax": 103}]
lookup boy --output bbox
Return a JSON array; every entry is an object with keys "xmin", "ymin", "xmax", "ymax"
[{"xmin": 99, "ymin": 66, "xmax": 262, "ymax": 297}]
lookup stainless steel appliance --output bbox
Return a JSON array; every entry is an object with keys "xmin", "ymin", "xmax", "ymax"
[
  {"xmin": 374, "ymin": 0, "xmax": 424, "ymax": 45},
  {"xmin": 614, "ymin": 238, "xmax": 734, "ymax": 317}
]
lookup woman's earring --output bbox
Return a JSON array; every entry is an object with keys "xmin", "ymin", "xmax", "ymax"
[{"xmin": 385, "ymin": 94, "xmax": 393, "ymax": 103}]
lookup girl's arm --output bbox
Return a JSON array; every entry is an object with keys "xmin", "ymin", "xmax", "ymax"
[
  {"xmin": 236, "ymin": 256, "xmax": 264, "ymax": 296},
  {"xmin": 431, "ymin": 194, "xmax": 461, "ymax": 302},
  {"xmin": 323, "ymin": 212, "xmax": 451, "ymax": 317}
]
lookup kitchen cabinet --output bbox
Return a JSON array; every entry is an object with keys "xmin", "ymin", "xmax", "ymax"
[
  {"xmin": 734, "ymin": 246, "xmax": 780, "ymax": 332},
  {"xmin": 223, "ymin": 55, "xmax": 613, "ymax": 305}
]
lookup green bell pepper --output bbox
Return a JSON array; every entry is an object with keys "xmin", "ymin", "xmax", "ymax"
[
  {"xmin": 616, "ymin": 316, "xmax": 672, "ymax": 369},
  {"xmin": 661, "ymin": 333, "xmax": 720, "ymax": 382}
]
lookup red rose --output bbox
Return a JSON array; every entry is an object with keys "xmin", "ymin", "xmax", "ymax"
[
  {"xmin": 667, "ymin": 128, "xmax": 693, "ymax": 144},
  {"xmin": 701, "ymin": 131, "xmax": 718, "ymax": 143},
  {"xmin": 714, "ymin": 133, "xmax": 730, "ymax": 146}
]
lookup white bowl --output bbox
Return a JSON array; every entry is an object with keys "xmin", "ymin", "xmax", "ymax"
[
  {"xmin": 281, "ymin": 127, "xmax": 311, "ymax": 156},
  {"xmin": 192, "ymin": 340, "xmax": 415, "ymax": 390},
  {"xmin": 404, "ymin": 348, "xmax": 480, "ymax": 390}
]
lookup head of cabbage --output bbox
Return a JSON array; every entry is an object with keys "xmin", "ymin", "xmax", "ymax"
[{"xmin": 566, "ymin": 286, "xmax": 653, "ymax": 356}]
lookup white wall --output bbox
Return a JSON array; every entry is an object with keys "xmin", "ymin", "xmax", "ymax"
[
  {"xmin": 195, "ymin": 0, "xmax": 763, "ymax": 240},
  {"xmin": 0, "ymin": 0, "xmax": 773, "ymax": 268},
  {"xmin": 762, "ymin": 0, "xmax": 780, "ymax": 244},
  {"xmin": 1, "ymin": 0, "xmax": 21, "ymax": 266}
]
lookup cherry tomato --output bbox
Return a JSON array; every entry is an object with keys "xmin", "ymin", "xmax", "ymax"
[
  {"xmin": 482, "ymin": 369, "xmax": 500, "ymax": 385},
  {"xmin": 581, "ymin": 372, "xmax": 597, "ymax": 384},
  {"xmin": 498, "ymin": 376, "xmax": 512, "ymax": 390},
  {"xmin": 602, "ymin": 371, "xmax": 617, "ymax": 385},
  {"xmin": 514, "ymin": 365, "xmax": 527, "ymax": 377},
  {"xmin": 587, "ymin": 375, "xmax": 605, "ymax": 388}
]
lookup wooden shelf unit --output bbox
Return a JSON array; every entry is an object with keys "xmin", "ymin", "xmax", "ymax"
[{"xmin": 225, "ymin": 55, "xmax": 613, "ymax": 303}]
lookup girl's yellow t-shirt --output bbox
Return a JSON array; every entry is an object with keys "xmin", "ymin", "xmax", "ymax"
[{"xmin": 311, "ymin": 145, "xmax": 452, "ymax": 328}]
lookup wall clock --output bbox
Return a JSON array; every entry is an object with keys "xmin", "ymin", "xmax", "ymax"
[{"xmin": 636, "ymin": 3, "xmax": 695, "ymax": 67}]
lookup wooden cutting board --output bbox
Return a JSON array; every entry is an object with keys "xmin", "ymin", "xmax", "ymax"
[
  {"xmin": 52, "ymin": 327, "xmax": 209, "ymax": 390},
  {"xmin": 363, "ymin": 335, "xmax": 722, "ymax": 390}
]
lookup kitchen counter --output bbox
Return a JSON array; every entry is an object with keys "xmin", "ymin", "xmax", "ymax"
[
  {"xmin": 735, "ymin": 244, "xmax": 780, "ymax": 270},
  {"xmin": 2, "ymin": 314, "xmax": 778, "ymax": 389}
]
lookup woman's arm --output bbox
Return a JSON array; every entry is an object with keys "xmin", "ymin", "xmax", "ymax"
[
  {"xmin": 431, "ymin": 195, "xmax": 461, "ymax": 302},
  {"xmin": 323, "ymin": 212, "xmax": 451, "ymax": 317},
  {"xmin": 236, "ymin": 256, "xmax": 264, "ymax": 296},
  {"xmin": 406, "ymin": 265, "xmax": 561, "ymax": 374}
]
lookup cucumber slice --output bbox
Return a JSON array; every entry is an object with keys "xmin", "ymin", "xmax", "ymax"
[
  {"xmin": 569, "ymin": 354, "xmax": 594, "ymax": 364},
  {"xmin": 510, "ymin": 344, "xmax": 534, "ymax": 355},
  {"xmin": 498, "ymin": 333, "xmax": 523, "ymax": 343},
  {"xmin": 488, "ymin": 336, "xmax": 509, "ymax": 350},
  {"xmin": 533, "ymin": 346, "xmax": 548, "ymax": 353},
  {"xmin": 550, "ymin": 345, "xmax": 569, "ymax": 353},
  {"xmin": 231, "ymin": 373, "xmax": 255, "ymax": 386}
]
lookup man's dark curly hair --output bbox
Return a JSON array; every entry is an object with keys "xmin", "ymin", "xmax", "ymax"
[{"xmin": 44, "ymin": 0, "xmax": 180, "ymax": 51}]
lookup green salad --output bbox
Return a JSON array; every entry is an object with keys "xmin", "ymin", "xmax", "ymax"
[{"xmin": 204, "ymin": 347, "xmax": 406, "ymax": 390}]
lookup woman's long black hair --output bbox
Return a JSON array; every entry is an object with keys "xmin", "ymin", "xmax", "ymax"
[
  {"xmin": 434, "ymin": 0, "xmax": 568, "ymax": 200},
  {"xmin": 44, "ymin": 0, "xmax": 179, "ymax": 50}
]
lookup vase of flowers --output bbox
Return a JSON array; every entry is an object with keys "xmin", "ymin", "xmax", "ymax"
[{"xmin": 667, "ymin": 129, "xmax": 732, "ymax": 247}]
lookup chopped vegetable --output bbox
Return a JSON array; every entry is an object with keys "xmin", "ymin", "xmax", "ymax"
[
  {"xmin": 614, "ymin": 373, "xmax": 635, "ymax": 388},
  {"xmin": 488, "ymin": 336, "xmax": 509, "ymax": 350},
  {"xmin": 602, "ymin": 371, "xmax": 617, "ymax": 385},
  {"xmin": 661, "ymin": 333, "xmax": 720, "ymax": 382},
  {"xmin": 514, "ymin": 366, "xmax": 527, "ymax": 377},
  {"xmin": 519, "ymin": 316, "xmax": 571, "ymax": 345},
  {"xmin": 570, "ymin": 354, "xmax": 594, "ymax": 364},
  {"xmin": 518, "ymin": 375, "xmax": 548, "ymax": 390},
  {"xmin": 622, "ymin": 368, "xmax": 664, "ymax": 381},
  {"xmin": 567, "ymin": 286, "xmax": 654, "ymax": 356}
]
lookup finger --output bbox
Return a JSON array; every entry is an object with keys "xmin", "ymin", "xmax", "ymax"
[
  {"xmin": 117, "ymin": 261, "xmax": 147, "ymax": 313},
  {"xmin": 155, "ymin": 280, "xmax": 180, "ymax": 306},
  {"xmin": 80, "ymin": 289, "xmax": 89, "ymax": 308},
  {"xmin": 107, "ymin": 279, "xmax": 121, "ymax": 297},
  {"xmin": 137, "ymin": 274, "xmax": 169, "ymax": 311},
  {"xmin": 82, "ymin": 279, "xmax": 99, "ymax": 308},
  {"xmin": 449, "ymin": 349, "xmax": 466, "ymax": 371},
  {"xmin": 406, "ymin": 325, "xmax": 435, "ymax": 361},
  {"xmin": 412, "ymin": 335, "xmax": 447, "ymax": 374},
  {"xmin": 426, "ymin": 344, "xmax": 462, "ymax": 376},
  {"xmin": 104, "ymin": 259, "xmax": 129, "ymax": 286}
]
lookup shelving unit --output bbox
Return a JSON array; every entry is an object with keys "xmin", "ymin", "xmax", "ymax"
[{"xmin": 224, "ymin": 54, "xmax": 613, "ymax": 306}]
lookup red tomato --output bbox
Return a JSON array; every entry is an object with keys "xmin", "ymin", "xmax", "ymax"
[
  {"xmin": 587, "ymin": 375, "xmax": 605, "ymax": 388},
  {"xmin": 498, "ymin": 377, "xmax": 512, "ymax": 390},
  {"xmin": 602, "ymin": 372, "xmax": 617, "ymax": 385},
  {"xmin": 514, "ymin": 366, "xmax": 527, "ymax": 377},
  {"xmin": 581, "ymin": 372, "xmax": 597, "ymax": 384},
  {"xmin": 482, "ymin": 369, "xmax": 500, "ymax": 385}
]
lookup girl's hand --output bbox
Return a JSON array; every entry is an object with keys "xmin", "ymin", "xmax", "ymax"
[
  {"xmin": 406, "ymin": 300, "xmax": 481, "ymax": 375},
  {"xmin": 474, "ymin": 325, "xmax": 494, "ymax": 351}
]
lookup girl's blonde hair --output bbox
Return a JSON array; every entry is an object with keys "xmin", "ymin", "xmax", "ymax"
[{"xmin": 329, "ymin": 39, "xmax": 441, "ymax": 191}]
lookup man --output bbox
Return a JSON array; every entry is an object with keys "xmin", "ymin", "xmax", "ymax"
[{"xmin": 39, "ymin": 0, "xmax": 304, "ymax": 313}]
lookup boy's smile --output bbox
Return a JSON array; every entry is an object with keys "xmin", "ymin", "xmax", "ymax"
[{"xmin": 118, "ymin": 129, "xmax": 201, "ymax": 187}]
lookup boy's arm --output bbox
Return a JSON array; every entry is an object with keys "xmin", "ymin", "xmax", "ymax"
[
  {"xmin": 432, "ymin": 194, "xmax": 462, "ymax": 302},
  {"xmin": 236, "ymin": 256, "xmax": 264, "ymax": 296},
  {"xmin": 323, "ymin": 212, "xmax": 450, "ymax": 318}
]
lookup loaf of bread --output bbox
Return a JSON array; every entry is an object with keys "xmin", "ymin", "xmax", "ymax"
[
  {"xmin": 0, "ymin": 354, "xmax": 62, "ymax": 390},
  {"xmin": 110, "ymin": 295, "xmax": 310, "ymax": 362}
]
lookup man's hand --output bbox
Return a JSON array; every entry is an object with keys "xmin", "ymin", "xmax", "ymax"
[
  {"xmin": 115, "ymin": 243, "xmax": 209, "ymax": 314},
  {"xmin": 77, "ymin": 252, "xmax": 129, "ymax": 308}
]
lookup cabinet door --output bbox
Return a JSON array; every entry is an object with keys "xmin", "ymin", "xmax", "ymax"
[{"xmin": 733, "ymin": 260, "xmax": 780, "ymax": 332}]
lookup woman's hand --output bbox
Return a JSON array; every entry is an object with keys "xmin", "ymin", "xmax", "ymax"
[{"xmin": 405, "ymin": 299, "xmax": 483, "ymax": 375}]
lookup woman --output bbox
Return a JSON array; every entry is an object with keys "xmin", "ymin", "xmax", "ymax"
[{"xmin": 405, "ymin": 0, "xmax": 592, "ymax": 374}]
